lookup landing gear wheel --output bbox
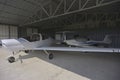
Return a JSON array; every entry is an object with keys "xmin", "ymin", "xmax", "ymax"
[
  {"xmin": 8, "ymin": 56, "xmax": 15, "ymax": 63},
  {"xmin": 25, "ymin": 50, "xmax": 29, "ymax": 53},
  {"xmin": 48, "ymin": 53, "xmax": 53, "ymax": 60}
]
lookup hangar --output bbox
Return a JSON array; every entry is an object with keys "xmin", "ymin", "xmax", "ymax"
[{"xmin": 0, "ymin": 0, "xmax": 120, "ymax": 80}]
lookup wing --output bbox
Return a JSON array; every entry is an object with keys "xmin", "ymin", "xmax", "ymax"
[
  {"xmin": 26, "ymin": 47, "xmax": 120, "ymax": 53},
  {"xmin": 1, "ymin": 39, "xmax": 119, "ymax": 53}
]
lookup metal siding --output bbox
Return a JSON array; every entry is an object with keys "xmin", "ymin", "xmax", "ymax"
[
  {"xmin": 83, "ymin": 28, "xmax": 120, "ymax": 48},
  {"xmin": 33, "ymin": 28, "xmax": 38, "ymax": 33},
  {"xmin": 10, "ymin": 26, "xmax": 18, "ymax": 39},
  {"xmin": 0, "ymin": 26, "xmax": 2, "ymax": 39},
  {"xmin": 0, "ymin": 25, "xmax": 9, "ymax": 39},
  {"xmin": 18, "ymin": 27, "xmax": 27, "ymax": 38},
  {"xmin": 27, "ymin": 28, "xmax": 32, "ymax": 36},
  {"xmin": 0, "ymin": 25, "xmax": 18, "ymax": 39}
]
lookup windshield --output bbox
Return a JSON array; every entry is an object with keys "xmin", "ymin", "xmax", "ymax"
[
  {"xmin": 22, "ymin": 34, "xmax": 40, "ymax": 42},
  {"xmin": 31, "ymin": 34, "xmax": 40, "ymax": 41}
]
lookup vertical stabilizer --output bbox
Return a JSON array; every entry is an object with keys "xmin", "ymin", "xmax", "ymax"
[
  {"xmin": 103, "ymin": 35, "xmax": 111, "ymax": 44},
  {"xmin": 63, "ymin": 32, "xmax": 67, "ymax": 41}
]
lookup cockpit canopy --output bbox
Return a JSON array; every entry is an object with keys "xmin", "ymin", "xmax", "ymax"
[
  {"xmin": 22, "ymin": 33, "xmax": 42, "ymax": 42},
  {"xmin": 31, "ymin": 34, "xmax": 41, "ymax": 41},
  {"xmin": 22, "ymin": 33, "xmax": 50, "ymax": 42}
]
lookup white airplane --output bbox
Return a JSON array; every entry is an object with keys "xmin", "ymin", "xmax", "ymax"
[
  {"xmin": 1, "ymin": 33, "xmax": 55, "ymax": 63},
  {"xmin": 1, "ymin": 33, "xmax": 120, "ymax": 63},
  {"xmin": 64, "ymin": 35, "xmax": 112, "ymax": 48}
]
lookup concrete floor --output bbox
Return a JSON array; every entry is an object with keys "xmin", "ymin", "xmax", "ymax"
[{"xmin": 0, "ymin": 47, "xmax": 120, "ymax": 80}]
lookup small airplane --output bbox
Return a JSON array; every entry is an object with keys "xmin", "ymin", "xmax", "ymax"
[
  {"xmin": 63, "ymin": 35, "xmax": 112, "ymax": 48},
  {"xmin": 1, "ymin": 33, "xmax": 55, "ymax": 63},
  {"xmin": 1, "ymin": 33, "xmax": 120, "ymax": 63}
]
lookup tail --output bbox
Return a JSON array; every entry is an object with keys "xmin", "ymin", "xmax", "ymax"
[
  {"xmin": 103, "ymin": 35, "xmax": 111, "ymax": 44},
  {"xmin": 63, "ymin": 32, "xmax": 67, "ymax": 42}
]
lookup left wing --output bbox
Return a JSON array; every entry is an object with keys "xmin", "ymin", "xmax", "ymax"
[
  {"xmin": 26, "ymin": 47, "xmax": 120, "ymax": 53},
  {"xmin": 1, "ymin": 39, "xmax": 120, "ymax": 53}
]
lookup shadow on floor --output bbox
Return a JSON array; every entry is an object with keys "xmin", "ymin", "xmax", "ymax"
[{"xmin": 19, "ymin": 51, "xmax": 120, "ymax": 80}]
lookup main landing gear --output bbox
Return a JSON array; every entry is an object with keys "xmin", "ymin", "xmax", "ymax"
[
  {"xmin": 7, "ymin": 50, "xmax": 54, "ymax": 63},
  {"xmin": 8, "ymin": 56, "xmax": 15, "ymax": 63},
  {"xmin": 24, "ymin": 50, "xmax": 29, "ymax": 53},
  {"xmin": 44, "ymin": 50, "xmax": 54, "ymax": 60},
  {"xmin": 24, "ymin": 50, "xmax": 54, "ymax": 60},
  {"xmin": 48, "ymin": 53, "xmax": 54, "ymax": 60}
]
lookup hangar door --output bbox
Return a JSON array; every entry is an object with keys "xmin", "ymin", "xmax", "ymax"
[{"xmin": 0, "ymin": 25, "xmax": 18, "ymax": 39}]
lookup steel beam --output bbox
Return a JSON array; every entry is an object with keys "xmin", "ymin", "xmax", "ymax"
[
  {"xmin": 22, "ymin": 0, "xmax": 120, "ymax": 26},
  {"xmin": 52, "ymin": 0, "xmax": 63, "ymax": 16},
  {"xmin": 81, "ymin": 0, "xmax": 90, "ymax": 8},
  {"xmin": 66, "ymin": 0, "xmax": 76, "ymax": 12},
  {"xmin": 100, "ymin": 0, "xmax": 105, "ymax": 4},
  {"xmin": 49, "ymin": 0, "xmax": 52, "ymax": 16},
  {"xmin": 96, "ymin": 0, "xmax": 99, "ymax": 5},
  {"xmin": 39, "ymin": 3, "xmax": 50, "ymax": 16},
  {"xmin": 79, "ymin": 0, "xmax": 82, "ymax": 9},
  {"xmin": 24, "ymin": 0, "xmax": 50, "ymax": 17},
  {"xmin": 64, "ymin": 0, "xmax": 67, "ymax": 12}
]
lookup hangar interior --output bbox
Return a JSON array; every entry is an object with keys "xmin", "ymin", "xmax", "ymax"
[
  {"xmin": 0, "ymin": 0, "xmax": 120, "ymax": 80},
  {"xmin": 0, "ymin": 0, "xmax": 120, "ymax": 47}
]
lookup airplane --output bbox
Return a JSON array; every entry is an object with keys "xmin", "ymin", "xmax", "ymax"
[
  {"xmin": 1, "ymin": 33, "xmax": 55, "ymax": 63},
  {"xmin": 55, "ymin": 31, "xmax": 112, "ymax": 47},
  {"xmin": 1, "ymin": 33, "xmax": 120, "ymax": 63},
  {"xmin": 63, "ymin": 35, "xmax": 112, "ymax": 48}
]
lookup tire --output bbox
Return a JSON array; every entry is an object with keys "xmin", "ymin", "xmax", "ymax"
[
  {"xmin": 8, "ymin": 56, "xmax": 15, "ymax": 63},
  {"xmin": 48, "ymin": 53, "xmax": 54, "ymax": 60},
  {"xmin": 25, "ymin": 50, "xmax": 29, "ymax": 53}
]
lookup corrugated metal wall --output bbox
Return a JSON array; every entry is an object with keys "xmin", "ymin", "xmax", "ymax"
[
  {"xmin": 10, "ymin": 26, "xmax": 18, "ymax": 38},
  {"xmin": 27, "ymin": 28, "xmax": 38, "ymax": 36},
  {"xmin": 27, "ymin": 28, "xmax": 32, "ymax": 36},
  {"xmin": 80, "ymin": 28, "xmax": 120, "ymax": 48},
  {"xmin": 18, "ymin": 27, "xmax": 38, "ymax": 38},
  {"xmin": 0, "ymin": 25, "xmax": 9, "ymax": 39},
  {"xmin": 66, "ymin": 27, "xmax": 120, "ymax": 48},
  {"xmin": 33, "ymin": 28, "xmax": 38, "ymax": 33},
  {"xmin": 0, "ymin": 25, "xmax": 18, "ymax": 39},
  {"xmin": 93, "ymin": 28, "xmax": 120, "ymax": 48},
  {"xmin": 18, "ymin": 27, "xmax": 27, "ymax": 38}
]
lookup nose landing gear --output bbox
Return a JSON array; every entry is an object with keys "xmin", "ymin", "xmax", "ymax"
[{"xmin": 8, "ymin": 56, "xmax": 15, "ymax": 63}]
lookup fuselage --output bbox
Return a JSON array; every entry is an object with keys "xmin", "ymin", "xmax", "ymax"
[
  {"xmin": 1, "ymin": 33, "xmax": 54, "ymax": 52},
  {"xmin": 64, "ymin": 39, "xmax": 110, "ymax": 48}
]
